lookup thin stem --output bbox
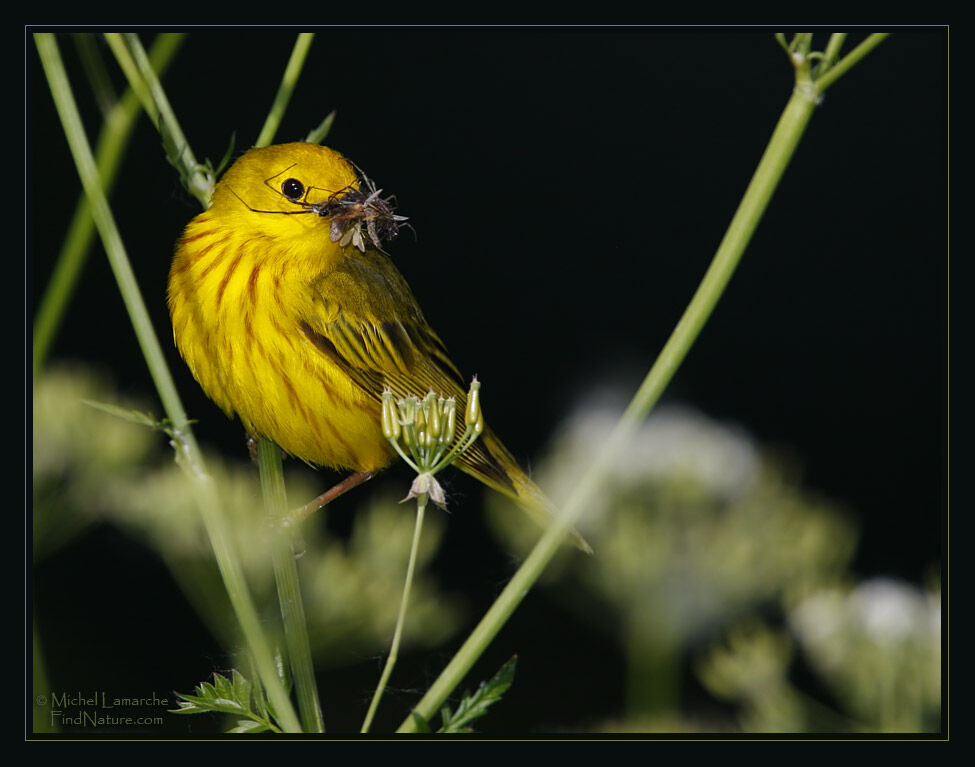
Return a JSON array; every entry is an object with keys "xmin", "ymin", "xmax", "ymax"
[
  {"xmin": 102, "ymin": 34, "xmax": 158, "ymax": 125},
  {"xmin": 362, "ymin": 495, "xmax": 427, "ymax": 733},
  {"xmin": 814, "ymin": 33, "xmax": 890, "ymax": 94},
  {"xmin": 397, "ymin": 72, "xmax": 823, "ymax": 736},
  {"xmin": 106, "ymin": 32, "xmax": 213, "ymax": 206},
  {"xmin": 72, "ymin": 33, "xmax": 117, "ymax": 117},
  {"xmin": 389, "ymin": 438, "xmax": 421, "ymax": 473},
  {"xmin": 255, "ymin": 33, "xmax": 315, "ymax": 149},
  {"xmin": 258, "ymin": 437, "xmax": 325, "ymax": 733},
  {"xmin": 33, "ymin": 32, "xmax": 302, "ymax": 734},
  {"xmin": 33, "ymin": 33, "xmax": 183, "ymax": 376},
  {"xmin": 818, "ymin": 33, "xmax": 848, "ymax": 76},
  {"xmin": 305, "ymin": 110, "xmax": 336, "ymax": 145}
]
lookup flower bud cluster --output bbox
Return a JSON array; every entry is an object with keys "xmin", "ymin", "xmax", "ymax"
[{"xmin": 381, "ymin": 378, "xmax": 484, "ymax": 507}]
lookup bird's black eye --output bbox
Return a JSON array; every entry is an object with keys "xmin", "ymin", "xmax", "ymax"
[{"xmin": 281, "ymin": 178, "xmax": 304, "ymax": 201}]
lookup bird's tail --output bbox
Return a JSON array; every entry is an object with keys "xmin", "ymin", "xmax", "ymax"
[{"xmin": 458, "ymin": 428, "xmax": 593, "ymax": 554}]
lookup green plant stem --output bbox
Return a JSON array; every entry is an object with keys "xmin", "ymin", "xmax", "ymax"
[
  {"xmin": 257, "ymin": 437, "xmax": 325, "ymax": 734},
  {"xmin": 251, "ymin": 34, "xmax": 324, "ymax": 732},
  {"xmin": 33, "ymin": 32, "xmax": 302, "ymax": 734},
  {"xmin": 362, "ymin": 494, "xmax": 427, "ymax": 733},
  {"xmin": 102, "ymin": 34, "xmax": 158, "ymax": 124},
  {"xmin": 818, "ymin": 33, "xmax": 848, "ymax": 76},
  {"xmin": 105, "ymin": 33, "xmax": 213, "ymax": 207},
  {"xmin": 106, "ymin": 31, "xmax": 323, "ymax": 731},
  {"xmin": 32, "ymin": 33, "xmax": 183, "ymax": 377},
  {"xmin": 397, "ymin": 59, "xmax": 826, "ymax": 736},
  {"xmin": 813, "ymin": 33, "xmax": 890, "ymax": 94},
  {"xmin": 255, "ymin": 33, "xmax": 315, "ymax": 148},
  {"xmin": 625, "ymin": 617, "xmax": 681, "ymax": 718},
  {"xmin": 397, "ymin": 35, "xmax": 890, "ymax": 731},
  {"xmin": 305, "ymin": 110, "xmax": 336, "ymax": 145},
  {"xmin": 73, "ymin": 33, "xmax": 117, "ymax": 116}
]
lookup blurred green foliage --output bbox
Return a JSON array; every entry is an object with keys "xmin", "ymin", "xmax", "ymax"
[
  {"xmin": 32, "ymin": 366, "xmax": 462, "ymax": 667},
  {"xmin": 32, "ymin": 368, "xmax": 941, "ymax": 733},
  {"xmin": 488, "ymin": 396, "xmax": 940, "ymax": 733}
]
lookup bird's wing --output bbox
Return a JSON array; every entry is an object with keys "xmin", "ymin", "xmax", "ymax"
[
  {"xmin": 297, "ymin": 248, "xmax": 517, "ymax": 494},
  {"xmin": 299, "ymin": 249, "xmax": 466, "ymax": 402}
]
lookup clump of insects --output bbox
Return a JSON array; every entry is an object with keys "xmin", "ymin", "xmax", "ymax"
[
  {"xmin": 232, "ymin": 160, "xmax": 411, "ymax": 252},
  {"xmin": 315, "ymin": 176, "xmax": 410, "ymax": 252}
]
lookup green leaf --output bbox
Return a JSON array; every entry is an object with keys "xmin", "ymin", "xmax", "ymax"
[
  {"xmin": 173, "ymin": 670, "xmax": 283, "ymax": 733},
  {"xmin": 436, "ymin": 656, "xmax": 517, "ymax": 734},
  {"xmin": 82, "ymin": 398, "xmax": 191, "ymax": 439},
  {"xmin": 229, "ymin": 718, "xmax": 273, "ymax": 734},
  {"xmin": 82, "ymin": 399, "xmax": 160, "ymax": 429}
]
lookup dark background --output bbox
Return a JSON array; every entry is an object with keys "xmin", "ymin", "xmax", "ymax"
[{"xmin": 28, "ymin": 29, "xmax": 946, "ymax": 735}]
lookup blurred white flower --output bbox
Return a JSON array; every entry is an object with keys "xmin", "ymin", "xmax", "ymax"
[
  {"xmin": 851, "ymin": 578, "xmax": 939, "ymax": 642},
  {"xmin": 542, "ymin": 398, "xmax": 760, "ymax": 513},
  {"xmin": 788, "ymin": 578, "xmax": 941, "ymax": 732},
  {"xmin": 489, "ymin": 394, "xmax": 854, "ymax": 642},
  {"xmin": 790, "ymin": 577, "xmax": 940, "ymax": 649}
]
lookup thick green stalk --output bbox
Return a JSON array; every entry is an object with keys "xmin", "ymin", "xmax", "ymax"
[
  {"xmin": 32, "ymin": 33, "xmax": 183, "ymax": 376},
  {"xmin": 33, "ymin": 33, "xmax": 302, "ymax": 734},
  {"xmin": 258, "ymin": 437, "xmax": 325, "ymax": 733},
  {"xmin": 362, "ymin": 495, "xmax": 427, "ymax": 733},
  {"xmin": 251, "ymin": 36, "xmax": 325, "ymax": 732},
  {"xmin": 397, "ymin": 51, "xmax": 830, "ymax": 735}
]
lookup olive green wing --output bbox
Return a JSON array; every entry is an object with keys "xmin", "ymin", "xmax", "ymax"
[{"xmin": 298, "ymin": 250, "xmax": 518, "ymax": 496}]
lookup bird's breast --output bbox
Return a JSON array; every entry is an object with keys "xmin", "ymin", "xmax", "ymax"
[{"xmin": 169, "ymin": 228, "xmax": 392, "ymax": 472}]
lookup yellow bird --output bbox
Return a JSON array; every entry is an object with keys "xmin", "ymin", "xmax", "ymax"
[{"xmin": 168, "ymin": 142, "xmax": 589, "ymax": 551}]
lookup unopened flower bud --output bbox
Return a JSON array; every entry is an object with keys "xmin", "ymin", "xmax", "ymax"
[
  {"xmin": 466, "ymin": 377, "xmax": 481, "ymax": 430},
  {"xmin": 381, "ymin": 389, "xmax": 400, "ymax": 440},
  {"xmin": 414, "ymin": 401, "xmax": 427, "ymax": 437},
  {"xmin": 442, "ymin": 398, "xmax": 457, "ymax": 445},
  {"xmin": 427, "ymin": 391, "xmax": 442, "ymax": 439}
]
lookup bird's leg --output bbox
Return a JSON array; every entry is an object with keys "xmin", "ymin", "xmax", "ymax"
[{"xmin": 281, "ymin": 471, "xmax": 376, "ymax": 529}]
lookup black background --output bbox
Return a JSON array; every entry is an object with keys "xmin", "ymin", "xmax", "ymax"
[{"xmin": 28, "ymin": 29, "xmax": 946, "ymax": 736}]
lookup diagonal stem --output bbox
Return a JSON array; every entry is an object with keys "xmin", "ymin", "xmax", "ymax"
[
  {"xmin": 32, "ymin": 33, "xmax": 183, "ymax": 377},
  {"xmin": 814, "ymin": 33, "xmax": 890, "ymax": 94},
  {"xmin": 397, "ymin": 69, "xmax": 823, "ymax": 735},
  {"xmin": 256, "ymin": 33, "xmax": 315, "ymax": 148}
]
